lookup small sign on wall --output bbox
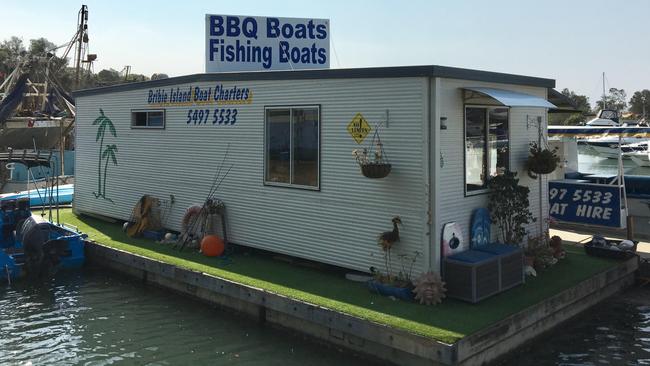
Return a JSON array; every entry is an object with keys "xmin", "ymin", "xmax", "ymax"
[
  {"xmin": 549, "ymin": 181, "xmax": 624, "ymax": 228},
  {"xmin": 347, "ymin": 113, "xmax": 371, "ymax": 144}
]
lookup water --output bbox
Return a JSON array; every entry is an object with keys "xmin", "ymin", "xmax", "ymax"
[
  {"xmin": 0, "ymin": 269, "xmax": 382, "ymax": 366},
  {"xmin": 578, "ymin": 145, "xmax": 650, "ymax": 176},
  {"xmin": 500, "ymin": 286, "xmax": 650, "ymax": 365},
  {"xmin": 2, "ymin": 270, "xmax": 649, "ymax": 366}
]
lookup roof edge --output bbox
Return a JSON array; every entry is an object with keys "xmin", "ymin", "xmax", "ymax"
[{"xmin": 72, "ymin": 65, "xmax": 555, "ymax": 98}]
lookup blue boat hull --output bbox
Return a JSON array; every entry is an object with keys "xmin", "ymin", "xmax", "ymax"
[{"xmin": 0, "ymin": 184, "xmax": 74, "ymax": 206}]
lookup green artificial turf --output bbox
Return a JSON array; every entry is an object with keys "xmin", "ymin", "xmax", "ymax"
[{"xmin": 55, "ymin": 209, "xmax": 619, "ymax": 344}]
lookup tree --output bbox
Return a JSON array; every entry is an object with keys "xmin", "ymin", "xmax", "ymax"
[
  {"xmin": 126, "ymin": 73, "xmax": 149, "ymax": 82},
  {"xmin": 596, "ymin": 87, "xmax": 627, "ymax": 111},
  {"xmin": 561, "ymin": 88, "xmax": 590, "ymax": 113},
  {"xmin": 629, "ymin": 90, "xmax": 650, "ymax": 118},
  {"xmin": 28, "ymin": 37, "xmax": 57, "ymax": 55},
  {"xmin": 0, "ymin": 37, "xmax": 26, "ymax": 74},
  {"xmin": 488, "ymin": 171, "xmax": 535, "ymax": 245},
  {"xmin": 96, "ymin": 68, "xmax": 122, "ymax": 85},
  {"xmin": 151, "ymin": 73, "xmax": 169, "ymax": 80},
  {"xmin": 548, "ymin": 89, "xmax": 591, "ymax": 125}
]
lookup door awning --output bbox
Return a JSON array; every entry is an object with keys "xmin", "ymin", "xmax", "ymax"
[{"xmin": 463, "ymin": 87, "xmax": 557, "ymax": 109}]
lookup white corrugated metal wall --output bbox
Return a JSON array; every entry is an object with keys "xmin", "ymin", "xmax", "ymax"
[
  {"xmin": 432, "ymin": 78, "xmax": 549, "ymax": 270},
  {"xmin": 74, "ymin": 77, "xmax": 430, "ymax": 274}
]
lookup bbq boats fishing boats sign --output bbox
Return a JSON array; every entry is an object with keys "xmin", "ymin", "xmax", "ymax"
[{"xmin": 205, "ymin": 14, "xmax": 330, "ymax": 72}]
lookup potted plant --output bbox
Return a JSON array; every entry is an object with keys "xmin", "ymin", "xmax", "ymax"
[
  {"xmin": 352, "ymin": 128, "xmax": 391, "ymax": 179},
  {"xmin": 525, "ymin": 142, "xmax": 560, "ymax": 179},
  {"xmin": 488, "ymin": 171, "xmax": 536, "ymax": 246},
  {"xmin": 367, "ymin": 217, "xmax": 415, "ymax": 301},
  {"xmin": 368, "ymin": 252, "xmax": 420, "ymax": 301},
  {"xmin": 352, "ymin": 148, "xmax": 392, "ymax": 179},
  {"xmin": 524, "ymin": 235, "xmax": 558, "ymax": 271}
]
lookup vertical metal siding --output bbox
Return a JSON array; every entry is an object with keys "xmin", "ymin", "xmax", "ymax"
[
  {"xmin": 436, "ymin": 79, "xmax": 549, "ymax": 249},
  {"xmin": 74, "ymin": 77, "xmax": 429, "ymax": 274}
]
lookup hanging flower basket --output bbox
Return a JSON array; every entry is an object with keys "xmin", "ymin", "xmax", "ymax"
[
  {"xmin": 526, "ymin": 142, "xmax": 560, "ymax": 179},
  {"xmin": 360, "ymin": 162, "xmax": 392, "ymax": 179},
  {"xmin": 352, "ymin": 124, "xmax": 392, "ymax": 179}
]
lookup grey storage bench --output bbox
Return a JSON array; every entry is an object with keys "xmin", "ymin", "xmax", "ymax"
[{"xmin": 444, "ymin": 244, "xmax": 523, "ymax": 303}]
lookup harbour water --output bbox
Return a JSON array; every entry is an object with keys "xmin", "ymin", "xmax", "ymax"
[
  {"xmin": 500, "ymin": 286, "xmax": 650, "ymax": 365},
  {"xmin": 1, "ymin": 267, "xmax": 649, "ymax": 365},
  {"xmin": 0, "ymin": 269, "xmax": 382, "ymax": 365}
]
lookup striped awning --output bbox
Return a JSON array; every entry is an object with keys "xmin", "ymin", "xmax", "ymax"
[{"xmin": 548, "ymin": 126, "xmax": 650, "ymax": 138}]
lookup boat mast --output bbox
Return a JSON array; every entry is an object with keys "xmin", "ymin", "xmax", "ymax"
[
  {"xmin": 602, "ymin": 72, "xmax": 607, "ymax": 110},
  {"xmin": 74, "ymin": 5, "xmax": 88, "ymax": 89}
]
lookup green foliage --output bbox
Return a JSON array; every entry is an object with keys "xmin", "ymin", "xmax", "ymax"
[
  {"xmin": 596, "ymin": 87, "xmax": 627, "ymax": 112},
  {"xmin": 525, "ymin": 142, "xmax": 560, "ymax": 178},
  {"xmin": 28, "ymin": 37, "xmax": 56, "ymax": 54},
  {"xmin": 488, "ymin": 171, "xmax": 536, "ymax": 245},
  {"xmin": 151, "ymin": 73, "xmax": 169, "ymax": 80},
  {"xmin": 629, "ymin": 89, "xmax": 650, "ymax": 117},
  {"xmin": 525, "ymin": 236, "xmax": 557, "ymax": 271},
  {"xmin": 0, "ymin": 37, "xmax": 25, "ymax": 74},
  {"xmin": 560, "ymin": 88, "xmax": 591, "ymax": 113},
  {"xmin": 548, "ymin": 89, "xmax": 591, "ymax": 126},
  {"xmin": 0, "ymin": 35, "xmax": 158, "ymax": 91}
]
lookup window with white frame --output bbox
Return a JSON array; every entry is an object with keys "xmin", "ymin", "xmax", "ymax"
[
  {"xmin": 265, "ymin": 106, "xmax": 320, "ymax": 188},
  {"xmin": 131, "ymin": 110, "xmax": 165, "ymax": 128},
  {"xmin": 465, "ymin": 106, "xmax": 509, "ymax": 194}
]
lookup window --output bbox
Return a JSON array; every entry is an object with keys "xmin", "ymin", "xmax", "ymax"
[
  {"xmin": 265, "ymin": 106, "xmax": 319, "ymax": 188},
  {"xmin": 465, "ymin": 106, "xmax": 509, "ymax": 194},
  {"xmin": 131, "ymin": 110, "xmax": 165, "ymax": 128}
]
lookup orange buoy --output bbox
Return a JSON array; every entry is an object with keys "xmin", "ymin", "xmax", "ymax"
[{"xmin": 200, "ymin": 235, "xmax": 225, "ymax": 257}]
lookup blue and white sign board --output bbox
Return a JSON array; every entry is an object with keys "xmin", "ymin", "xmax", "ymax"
[
  {"xmin": 549, "ymin": 181, "xmax": 624, "ymax": 228},
  {"xmin": 205, "ymin": 14, "xmax": 329, "ymax": 72}
]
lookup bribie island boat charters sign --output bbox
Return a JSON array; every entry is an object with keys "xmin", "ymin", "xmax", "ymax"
[
  {"xmin": 205, "ymin": 14, "xmax": 329, "ymax": 72},
  {"xmin": 147, "ymin": 84, "xmax": 253, "ymax": 126}
]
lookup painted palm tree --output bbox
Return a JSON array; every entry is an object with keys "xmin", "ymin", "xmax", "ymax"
[
  {"xmin": 101, "ymin": 144, "xmax": 118, "ymax": 202},
  {"xmin": 92, "ymin": 109, "xmax": 116, "ymax": 198}
]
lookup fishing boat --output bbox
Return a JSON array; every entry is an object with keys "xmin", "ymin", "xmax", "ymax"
[{"xmin": 0, "ymin": 150, "xmax": 85, "ymax": 283}]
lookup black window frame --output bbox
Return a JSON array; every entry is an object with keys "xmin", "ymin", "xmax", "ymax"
[
  {"xmin": 263, "ymin": 105, "xmax": 321, "ymax": 190},
  {"xmin": 131, "ymin": 109, "xmax": 166, "ymax": 129},
  {"xmin": 463, "ymin": 105, "xmax": 511, "ymax": 196}
]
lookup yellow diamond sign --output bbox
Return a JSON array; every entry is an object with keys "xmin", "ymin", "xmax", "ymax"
[{"xmin": 347, "ymin": 113, "xmax": 372, "ymax": 144}]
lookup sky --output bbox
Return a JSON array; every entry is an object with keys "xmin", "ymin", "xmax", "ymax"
[{"xmin": 3, "ymin": 0, "xmax": 649, "ymax": 106}]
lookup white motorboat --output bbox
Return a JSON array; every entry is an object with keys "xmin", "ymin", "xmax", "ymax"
[
  {"xmin": 585, "ymin": 109, "xmax": 620, "ymax": 127},
  {"xmin": 587, "ymin": 139, "xmax": 649, "ymax": 159},
  {"xmin": 627, "ymin": 151, "xmax": 650, "ymax": 167}
]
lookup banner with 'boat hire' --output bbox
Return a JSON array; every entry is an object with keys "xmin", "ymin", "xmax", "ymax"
[{"xmin": 548, "ymin": 181, "xmax": 624, "ymax": 228}]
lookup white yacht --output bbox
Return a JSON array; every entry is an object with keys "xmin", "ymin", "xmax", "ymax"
[{"xmin": 583, "ymin": 109, "xmax": 650, "ymax": 159}]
